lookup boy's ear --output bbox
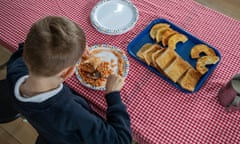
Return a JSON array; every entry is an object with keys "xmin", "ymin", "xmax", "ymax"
[{"xmin": 59, "ymin": 66, "xmax": 75, "ymax": 80}]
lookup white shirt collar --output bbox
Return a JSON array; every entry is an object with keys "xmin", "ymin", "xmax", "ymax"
[{"xmin": 14, "ymin": 75, "xmax": 63, "ymax": 103}]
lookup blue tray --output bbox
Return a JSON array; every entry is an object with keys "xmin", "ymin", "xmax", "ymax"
[{"xmin": 127, "ymin": 18, "xmax": 221, "ymax": 93}]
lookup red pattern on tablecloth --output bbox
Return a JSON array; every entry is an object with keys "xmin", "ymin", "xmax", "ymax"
[{"xmin": 1, "ymin": 0, "xmax": 240, "ymax": 143}]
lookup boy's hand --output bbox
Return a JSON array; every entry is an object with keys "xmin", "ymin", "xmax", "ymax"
[
  {"xmin": 105, "ymin": 74, "xmax": 124, "ymax": 94},
  {"xmin": 82, "ymin": 47, "xmax": 90, "ymax": 59}
]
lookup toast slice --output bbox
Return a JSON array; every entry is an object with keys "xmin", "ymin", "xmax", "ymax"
[
  {"xmin": 164, "ymin": 57, "xmax": 191, "ymax": 83},
  {"xmin": 151, "ymin": 48, "xmax": 165, "ymax": 67},
  {"xmin": 178, "ymin": 68, "xmax": 202, "ymax": 92},
  {"xmin": 161, "ymin": 29, "xmax": 178, "ymax": 47},
  {"xmin": 150, "ymin": 23, "xmax": 170, "ymax": 39},
  {"xmin": 142, "ymin": 44, "xmax": 162, "ymax": 65},
  {"xmin": 168, "ymin": 33, "xmax": 188, "ymax": 50},
  {"xmin": 156, "ymin": 27, "xmax": 170, "ymax": 43},
  {"xmin": 137, "ymin": 43, "xmax": 152, "ymax": 60},
  {"xmin": 151, "ymin": 48, "xmax": 165, "ymax": 73},
  {"xmin": 82, "ymin": 57, "xmax": 102, "ymax": 73},
  {"xmin": 191, "ymin": 44, "xmax": 216, "ymax": 59},
  {"xmin": 155, "ymin": 49, "xmax": 178, "ymax": 70}
]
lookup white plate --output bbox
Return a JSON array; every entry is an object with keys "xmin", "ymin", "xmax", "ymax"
[
  {"xmin": 90, "ymin": 0, "xmax": 139, "ymax": 35},
  {"xmin": 75, "ymin": 44, "xmax": 130, "ymax": 90}
]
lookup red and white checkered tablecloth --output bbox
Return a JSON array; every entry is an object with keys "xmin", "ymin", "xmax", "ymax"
[{"xmin": 1, "ymin": 0, "xmax": 240, "ymax": 143}]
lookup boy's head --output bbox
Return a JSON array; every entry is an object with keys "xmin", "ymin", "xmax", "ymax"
[{"xmin": 24, "ymin": 16, "xmax": 86, "ymax": 77}]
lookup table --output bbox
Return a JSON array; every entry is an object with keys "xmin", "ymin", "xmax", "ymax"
[{"xmin": 1, "ymin": 0, "xmax": 240, "ymax": 143}]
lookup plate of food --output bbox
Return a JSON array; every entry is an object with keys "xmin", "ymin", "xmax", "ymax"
[
  {"xmin": 90, "ymin": 0, "xmax": 139, "ymax": 35},
  {"xmin": 127, "ymin": 18, "xmax": 221, "ymax": 93},
  {"xmin": 75, "ymin": 44, "xmax": 129, "ymax": 90}
]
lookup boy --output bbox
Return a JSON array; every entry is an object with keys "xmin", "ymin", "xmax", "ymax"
[{"xmin": 7, "ymin": 16, "xmax": 132, "ymax": 144}]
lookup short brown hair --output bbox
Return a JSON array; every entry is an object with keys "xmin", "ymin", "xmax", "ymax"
[{"xmin": 24, "ymin": 16, "xmax": 86, "ymax": 76}]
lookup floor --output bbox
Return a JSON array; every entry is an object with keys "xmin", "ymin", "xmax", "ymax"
[
  {"xmin": 195, "ymin": 0, "xmax": 240, "ymax": 20},
  {"xmin": 0, "ymin": 0, "xmax": 239, "ymax": 143}
]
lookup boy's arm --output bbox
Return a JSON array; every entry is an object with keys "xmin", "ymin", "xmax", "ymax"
[
  {"xmin": 105, "ymin": 91, "xmax": 132, "ymax": 143},
  {"xmin": 7, "ymin": 43, "xmax": 28, "ymax": 83},
  {"xmin": 70, "ymin": 75, "xmax": 131, "ymax": 144},
  {"xmin": 7, "ymin": 43, "xmax": 24, "ymax": 66},
  {"xmin": 104, "ymin": 74, "xmax": 132, "ymax": 143},
  {"xmin": 70, "ymin": 91, "xmax": 132, "ymax": 144}
]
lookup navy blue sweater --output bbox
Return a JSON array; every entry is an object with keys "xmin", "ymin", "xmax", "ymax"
[{"xmin": 7, "ymin": 44, "xmax": 132, "ymax": 144}]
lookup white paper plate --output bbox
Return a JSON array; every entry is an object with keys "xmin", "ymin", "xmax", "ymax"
[
  {"xmin": 90, "ymin": 0, "xmax": 139, "ymax": 35},
  {"xmin": 75, "ymin": 44, "xmax": 130, "ymax": 90}
]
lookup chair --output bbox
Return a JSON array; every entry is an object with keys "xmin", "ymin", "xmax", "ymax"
[{"xmin": 0, "ymin": 62, "xmax": 20, "ymax": 123}]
